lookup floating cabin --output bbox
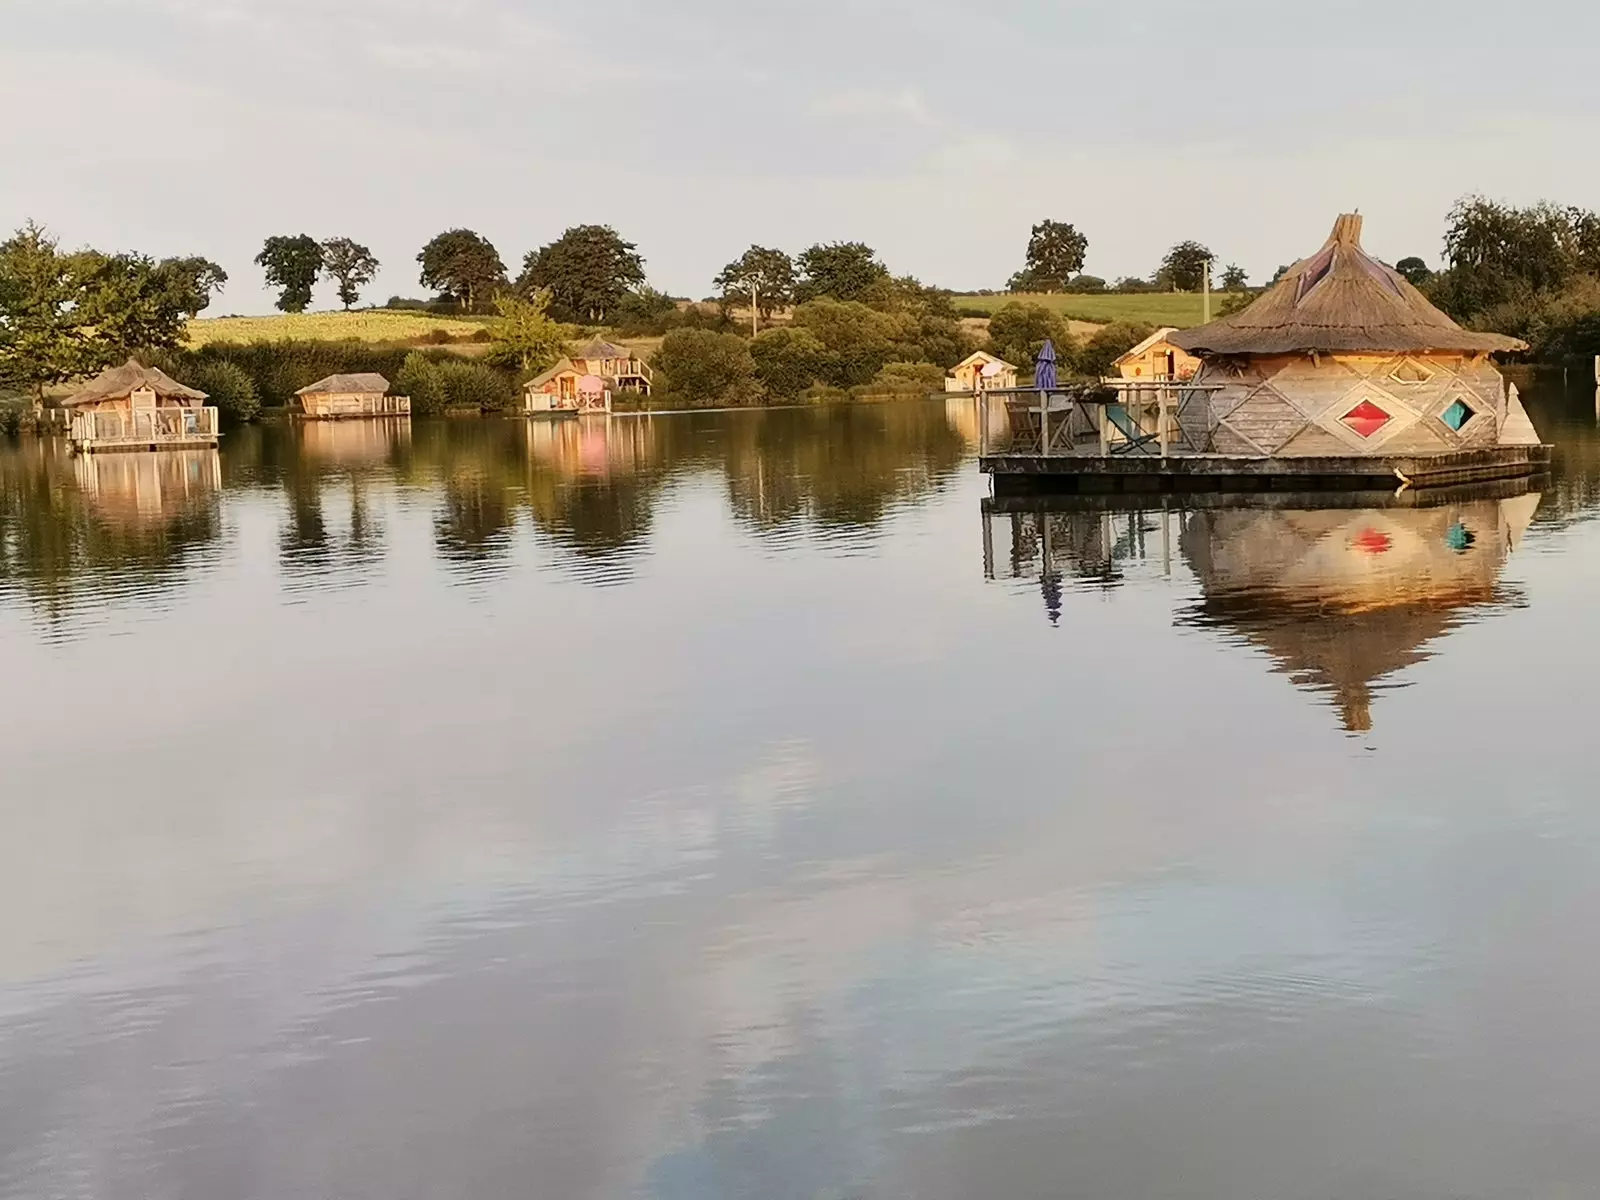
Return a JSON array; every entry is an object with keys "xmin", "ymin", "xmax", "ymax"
[
  {"xmin": 946, "ymin": 350, "xmax": 1019, "ymax": 393},
  {"xmin": 523, "ymin": 339, "xmax": 654, "ymax": 416},
  {"xmin": 64, "ymin": 359, "xmax": 219, "ymax": 454},
  {"xmin": 294, "ymin": 374, "xmax": 410, "ymax": 420},
  {"xmin": 980, "ymin": 214, "xmax": 1550, "ymax": 489},
  {"xmin": 1112, "ymin": 327, "xmax": 1200, "ymax": 381}
]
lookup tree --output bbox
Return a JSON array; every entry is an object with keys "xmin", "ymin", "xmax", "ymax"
[
  {"xmin": 1158, "ymin": 241, "xmax": 1215, "ymax": 292},
  {"xmin": 750, "ymin": 326, "xmax": 825, "ymax": 400},
  {"xmin": 321, "ymin": 237, "xmax": 379, "ymax": 309},
  {"xmin": 0, "ymin": 222, "xmax": 88, "ymax": 400},
  {"xmin": 1077, "ymin": 322, "xmax": 1157, "ymax": 379},
  {"xmin": 714, "ymin": 246, "xmax": 796, "ymax": 333},
  {"xmin": 517, "ymin": 225, "xmax": 645, "ymax": 323},
  {"xmin": 418, "ymin": 229, "xmax": 507, "ymax": 312},
  {"xmin": 790, "ymin": 298, "xmax": 900, "ymax": 387},
  {"xmin": 1219, "ymin": 263, "xmax": 1249, "ymax": 291},
  {"xmin": 657, "ymin": 329, "xmax": 761, "ymax": 406},
  {"xmin": 256, "ymin": 235, "xmax": 324, "ymax": 313},
  {"xmin": 794, "ymin": 242, "xmax": 890, "ymax": 304},
  {"xmin": 73, "ymin": 252, "xmax": 200, "ymax": 362},
  {"xmin": 986, "ymin": 302, "xmax": 1072, "ymax": 371},
  {"xmin": 158, "ymin": 256, "xmax": 228, "ymax": 316},
  {"xmin": 484, "ymin": 290, "xmax": 570, "ymax": 373},
  {"xmin": 1008, "ymin": 220, "xmax": 1088, "ymax": 293}
]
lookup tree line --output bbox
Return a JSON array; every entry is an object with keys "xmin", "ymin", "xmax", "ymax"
[{"xmin": 1003, "ymin": 219, "xmax": 1248, "ymax": 295}]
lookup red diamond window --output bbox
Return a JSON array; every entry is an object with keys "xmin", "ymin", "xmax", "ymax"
[{"xmin": 1341, "ymin": 399, "xmax": 1392, "ymax": 439}]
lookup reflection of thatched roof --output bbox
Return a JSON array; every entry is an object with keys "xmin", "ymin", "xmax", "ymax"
[
  {"xmin": 1170, "ymin": 215, "xmax": 1527, "ymax": 357},
  {"xmin": 63, "ymin": 359, "xmax": 208, "ymax": 408},
  {"xmin": 296, "ymin": 373, "xmax": 390, "ymax": 396},
  {"xmin": 1180, "ymin": 498, "xmax": 1535, "ymax": 732}
]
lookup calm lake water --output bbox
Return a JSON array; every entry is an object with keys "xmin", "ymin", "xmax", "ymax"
[{"xmin": 4, "ymin": 382, "xmax": 1600, "ymax": 1200}]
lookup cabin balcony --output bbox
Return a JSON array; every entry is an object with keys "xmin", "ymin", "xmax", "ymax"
[
  {"xmin": 297, "ymin": 394, "xmax": 412, "ymax": 420},
  {"xmin": 69, "ymin": 407, "xmax": 221, "ymax": 453}
]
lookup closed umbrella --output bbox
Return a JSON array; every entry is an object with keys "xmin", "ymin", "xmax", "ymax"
[{"xmin": 1034, "ymin": 339, "xmax": 1058, "ymax": 391}]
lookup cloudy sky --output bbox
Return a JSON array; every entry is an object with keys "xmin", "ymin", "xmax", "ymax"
[{"xmin": 4, "ymin": 0, "xmax": 1599, "ymax": 313}]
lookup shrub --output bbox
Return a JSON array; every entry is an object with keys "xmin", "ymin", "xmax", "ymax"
[
  {"xmin": 396, "ymin": 352, "xmax": 449, "ymax": 415},
  {"xmin": 856, "ymin": 361, "xmax": 945, "ymax": 398},
  {"xmin": 750, "ymin": 327, "xmax": 826, "ymax": 401},
  {"xmin": 1076, "ymin": 321, "xmax": 1157, "ymax": 379},
  {"xmin": 439, "ymin": 358, "xmax": 515, "ymax": 412},
  {"xmin": 656, "ymin": 329, "xmax": 761, "ymax": 406},
  {"xmin": 791, "ymin": 298, "xmax": 899, "ymax": 388},
  {"xmin": 183, "ymin": 359, "xmax": 260, "ymax": 424},
  {"xmin": 1069, "ymin": 274, "xmax": 1108, "ymax": 292},
  {"xmin": 801, "ymin": 384, "xmax": 849, "ymax": 405},
  {"xmin": 987, "ymin": 302, "xmax": 1073, "ymax": 370}
]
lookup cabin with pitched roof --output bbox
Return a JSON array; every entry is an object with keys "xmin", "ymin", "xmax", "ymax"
[
  {"xmin": 1111, "ymin": 327, "xmax": 1200, "ymax": 382},
  {"xmin": 295, "ymin": 374, "xmax": 410, "ymax": 419},
  {"xmin": 522, "ymin": 340, "xmax": 654, "ymax": 415},
  {"xmin": 947, "ymin": 350, "xmax": 1019, "ymax": 393},
  {"xmin": 64, "ymin": 359, "xmax": 219, "ymax": 453},
  {"xmin": 980, "ymin": 215, "xmax": 1549, "ymax": 487}
]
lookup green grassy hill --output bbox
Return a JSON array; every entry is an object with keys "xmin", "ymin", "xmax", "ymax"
[
  {"xmin": 187, "ymin": 310, "xmax": 491, "ymax": 347},
  {"xmin": 952, "ymin": 292, "xmax": 1242, "ymax": 328}
]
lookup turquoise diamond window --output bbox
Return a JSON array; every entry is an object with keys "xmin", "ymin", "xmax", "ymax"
[{"xmin": 1441, "ymin": 399, "xmax": 1475, "ymax": 432}]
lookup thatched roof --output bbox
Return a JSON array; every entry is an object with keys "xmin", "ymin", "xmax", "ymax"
[
  {"xmin": 1170, "ymin": 215, "xmax": 1527, "ymax": 357},
  {"xmin": 63, "ymin": 359, "xmax": 208, "ymax": 408},
  {"xmin": 575, "ymin": 338, "xmax": 631, "ymax": 361},
  {"xmin": 296, "ymin": 373, "xmax": 390, "ymax": 396}
]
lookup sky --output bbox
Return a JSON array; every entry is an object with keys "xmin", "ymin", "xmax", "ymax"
[{"xmin": 4, "ymin": 0, "xmax": 1600, "ymax": 314}]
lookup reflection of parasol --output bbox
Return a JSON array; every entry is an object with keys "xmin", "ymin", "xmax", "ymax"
[{"xmin": 1035, "ymin": 339, "xmax": 1058, "ymax": 391}]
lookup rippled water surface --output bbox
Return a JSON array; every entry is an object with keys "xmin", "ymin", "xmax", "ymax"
[{"xmin": 4, "ymin": 385, "xmax": 1600, "ymax": 1200}]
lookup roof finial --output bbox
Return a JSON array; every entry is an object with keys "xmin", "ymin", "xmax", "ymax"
[{"xmin": 1330, "ymin": 213, "xmax": 1364, "ymax": 247}]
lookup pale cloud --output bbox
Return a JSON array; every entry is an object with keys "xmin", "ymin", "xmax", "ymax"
[{"xmin": 6, "ymin": 0, "xmax": 1600, "ymax": 309}]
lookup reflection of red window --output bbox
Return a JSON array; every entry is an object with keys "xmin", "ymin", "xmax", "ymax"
[
  {"xmin": 1341, "ymin": 399, "xmax": 1392, "ymax": 439},
  {"xmin": 1353, "ymin": 528, "xmax": 1393, "ymax": 555}
]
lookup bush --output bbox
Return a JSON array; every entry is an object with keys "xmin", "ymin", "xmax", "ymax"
[
  {"xmin": 0, "ymin": 399, "xmax": 26, "ymax": 437},
  {"xmin": 1077, "ymin": 321, "xmax": 1157, "ymax": 379},
  {"xmin": 750, "ymin": 327, "xmax": 826, "ymax": 401},
  {"xmin": 1069, "ymin": 274, "xmax": 1108, "ymax": 292},
  {"xmin": 856, "ymin": 361, "xmax": 945, "ymax": 398},
  {"xmin": 791, "ymin": 298, "xmax": 900, "ymax": 388},
  {"xmin": 802, "ymin": 384, "xmax": 850, "ymax": 405},
  {"xmin": 987, "ymin": 302, "xmax": 1073, "ymax": 371},
  {"xmin": 183, "ymin": 359, "xmax": 260, "ymax": 424},
  {"xmin": 656, "ymin": 329, "xmax": 761, "ymax": 406},
  {"xmin": 396, "ymin": 352, "xmax": 449, "ymax": 415}
]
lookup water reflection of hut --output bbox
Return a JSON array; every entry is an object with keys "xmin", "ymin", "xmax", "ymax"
[
  {"xmin": 1180, "ymin": 489, "xmax": 1539, "ymax": 732},
  {"xmin": 297, "ymin": 416, "xmax": 412, "ymax": 466},
  {"xmin": 73, "ymin": 449, "xmax": 221, "ymax": 522}
]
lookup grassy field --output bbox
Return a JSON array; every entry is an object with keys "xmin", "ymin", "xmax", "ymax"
[
  {"xmin": 951, "ymin": 292, "xmax": 1243, "ymax": 328},
  {"xmin": 187, "ymin": 309, "xmax": 491, "ymax": 347}
]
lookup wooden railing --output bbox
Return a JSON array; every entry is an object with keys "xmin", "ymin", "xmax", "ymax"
[{"xmin": 70, "ymin": 406, "xmax": 220, "ymax": 448}]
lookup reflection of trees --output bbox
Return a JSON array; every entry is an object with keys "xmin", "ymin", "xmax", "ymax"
[
  {"xmin": 1522, "ymin": 378, "xmax": 1600, "ymax": 523},
  {"xmin": 0, "ymin": 441, "xmax": 222, "ymax": 626},
  {"xmin": 721, "ymin": 404, "xmax": 967, "ymax": 534}
]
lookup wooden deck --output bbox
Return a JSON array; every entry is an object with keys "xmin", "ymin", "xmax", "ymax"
[
  {"xmin": 982, "ymin": 445, "xmax": 1553, "ymax": 492},
  {"xmin": 70, "ymin": 407, "xmax": 221, "ymax": 454}
]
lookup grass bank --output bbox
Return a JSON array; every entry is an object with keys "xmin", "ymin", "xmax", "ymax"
[
  {"xmin": 951, "ymin": 292, "xmax": 1243, "ymax": 327},
  {"xmin": 187, "ymin": 310, "xmax": 491, "ymax": 348}
]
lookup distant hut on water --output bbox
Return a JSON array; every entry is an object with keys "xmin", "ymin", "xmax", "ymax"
[{"xmin": 1168, "ymin": 215, "xmax": 1541, "ymax": 458}]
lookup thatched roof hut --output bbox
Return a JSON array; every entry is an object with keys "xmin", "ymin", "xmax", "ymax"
[
  {"xmin": 1171, "ymin": 215, "xmax": 1527, "ymax": 357},
  {"xmin": 1161, "ymin": 215, "xmax": 1540, "ymax": 459},
  {"xmin": 296, "ymin": 374, "xmax": 391, "ymax": 397},
  {"xmin": 64, "ymin": 359, "xmax": 208, "ymax": 409}
]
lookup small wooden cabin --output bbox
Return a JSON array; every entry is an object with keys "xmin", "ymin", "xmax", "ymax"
[
  {"xmin": 524, "ymin": 357, "xmax": 598, "ymax": 414},
  {"xmin": 947, "ymin": 351, "xmax": 1019, "ymax": 393},
  {"xmin": 1111, "ymin": 327, "xmax": 1200, "ymax": 381},
  {"xmin": 295, "ymin": 374, "xmax": 410, "ymax": 419},
  {"xmin": 571, "ymin": 339, "xmax": 653, "ymax": 396},
  {"xmin": 64, "ymin": 359, "xmax": 219, "ymax": 453},
  {"xmin": 1169, "ymin": 215, "xmax": 1541, "ymax": 458}
]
